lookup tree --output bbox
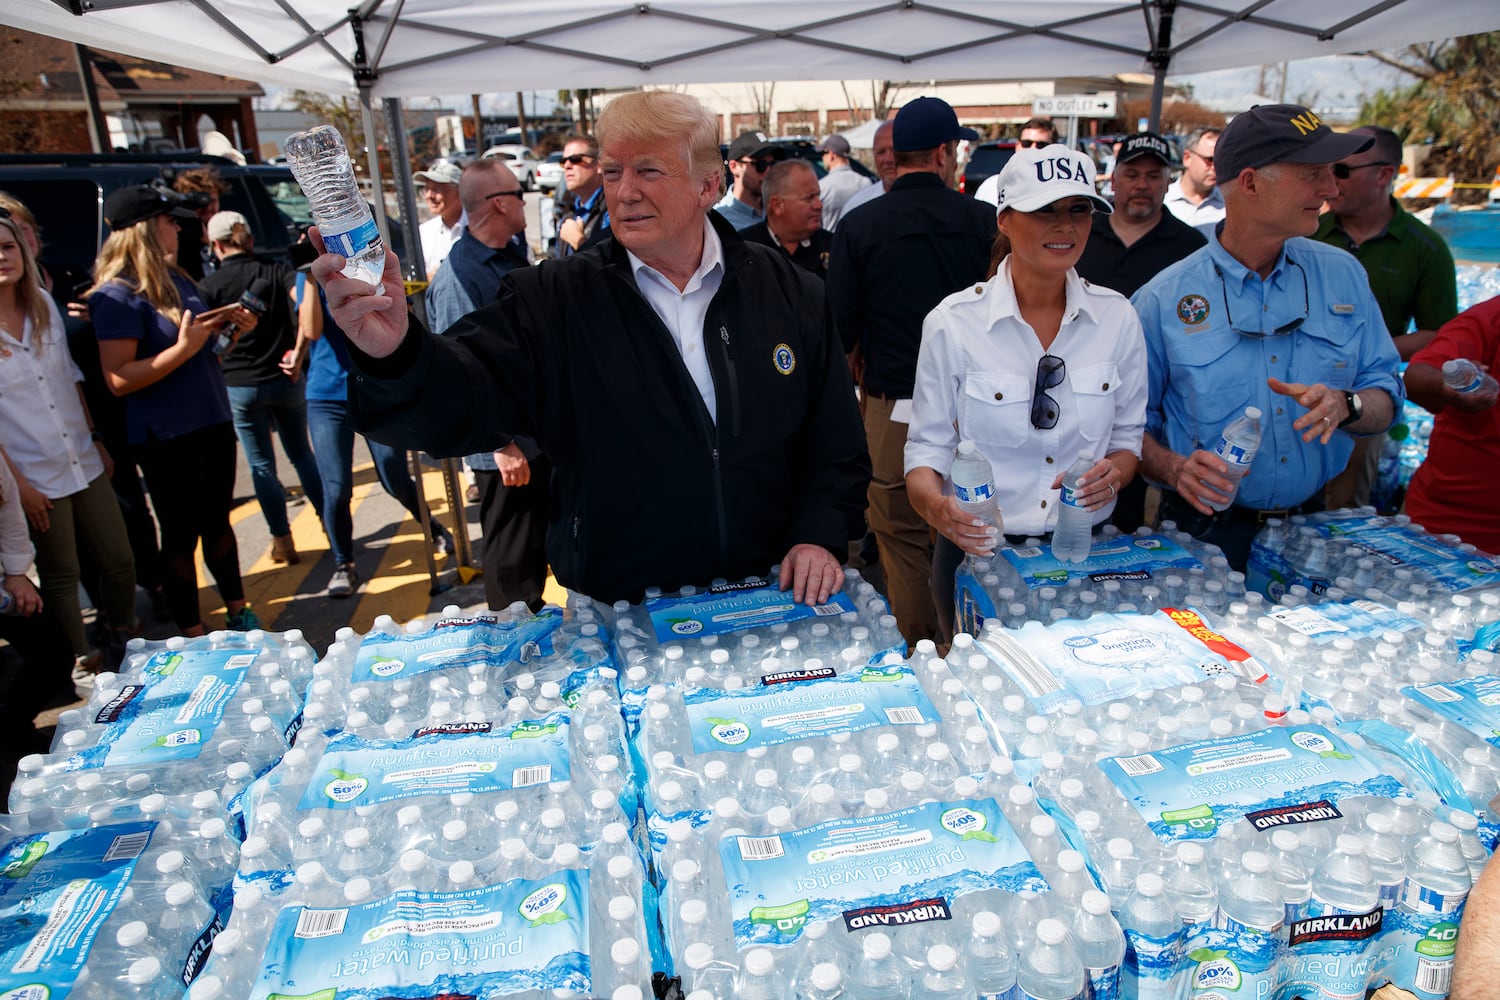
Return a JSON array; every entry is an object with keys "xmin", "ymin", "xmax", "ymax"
[
  {"xmin": 746, "ymin": 82, "xmax": 776, "ymax": 135},
  {"xmin": 1359, "ymin": 32, "xmax": 1500, "ymax": 204},
  {"xmin": 1119, "ymin": 98, "xmax": 1224, "ymax": 136}
]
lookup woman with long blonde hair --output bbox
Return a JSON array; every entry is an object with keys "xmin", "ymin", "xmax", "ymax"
[
  {"xmin": 88, "ymin": 184, "xmax": 260, "ymax": 636},
  {"xmin": 0, "ymin": 206, "xmax": 139, "ymax": 688}
]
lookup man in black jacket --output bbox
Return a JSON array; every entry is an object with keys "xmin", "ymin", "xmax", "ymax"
[
  {"xmin": 826, "ymin": 96, "xmax": 996, "ymax": 646},
  {"xmin": 312, "ymin": 91, "xmax": 871, "ymax": 606}
]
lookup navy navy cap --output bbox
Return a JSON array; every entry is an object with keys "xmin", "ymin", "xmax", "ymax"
[
  {"xmin": 892, "ymin": 97, "xmax": 979, "ymax": 152},
  {"xmin": 1117, "ymin": 132, "xmax": 1173, "ymax": 166},
  {"xmin": 103, "ymin": 184, "xmax": 198, "ymax": 231},
  {"xmin": 1215, "ymin": 104, "xmax": 1374, "ymax": 179}
]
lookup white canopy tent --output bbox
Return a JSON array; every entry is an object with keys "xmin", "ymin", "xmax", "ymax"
[
  {"xmin": 4, "ymin": 0, "xmax": 1494, "ymax": 99},
  {"xmin": 7, "ymin": 0, "xmax": 1497, "ymax": 268}
]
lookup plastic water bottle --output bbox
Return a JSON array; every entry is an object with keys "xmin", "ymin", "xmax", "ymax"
[
  {"xmin": 1121, "ymin": 872, "xmax": 1182, "ymax": 999},
  {"xmin": 283, "ymin": 125, "xmax": 386, "ymax": 290},
  {"xmin": 1216, "ymin": 851, "xmax": 1285, "ymax": 936},
  {"xmin": 1307, "ymin": 834, "xmax": 1379, "ymax": 918},
  {"xmin": 1400, "ymin": 821, "xmax": 1473, "ymax": 915},
  {"xmin": 912, "ymin": 944, "xmax": 970, "ymax": 998},
  {"xmin": 966, "ymin": 911, "xmax": 1019, "ymax": 1000},
  {"xmin": 1205, "ymin": 407, "xmax": 1262, "ymax": 512},
  {"xmin": 1165, "ymin": 842, "xmax": 1218, "ymax": 925},
  {"xmin": 952, "ymin": 440, "xmax": 1002, "ymax": 532},
  {"xmin": 849, "ymin": 932, "xmax": 908, "ymax": 1000},
  {"xmin": 1018, "ymin": 918, "xmax": 1085, "ymax": 1000},
  {"xmin": 1051, "ymin": 453, "xmax": 1095, "ymax": 563},
  {"xmin": 1442, "ymin": 358, "xmax": 1497, "ymax": 395},
  {"xmin": 1073, "ymin": 889, "xmax": 1125, "ymax": 1000}
]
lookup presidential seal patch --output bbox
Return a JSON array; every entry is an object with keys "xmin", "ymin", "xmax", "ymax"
[
  {"xmin": 1177, "ymin": 294, "xmax": 1211, "ymax": 325},
  {"xmin": 773, "ymin": 343, "xmax": 796, "ymax": 375}
]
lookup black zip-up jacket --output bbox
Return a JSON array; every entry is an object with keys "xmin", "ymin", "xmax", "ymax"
[{"xmin": 348, "ymin": 211, "xmax": 871, "ymax": 604}]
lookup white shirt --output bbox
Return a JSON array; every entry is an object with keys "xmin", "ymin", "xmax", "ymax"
[
  {"xmin": 420, "ymin": 209, "xmax": 468, "ymax": 278},
  {"xmin": 0, "ymin": 457, "xmax": 34, "ymax": 577},
  {"xmin": 905, "ymin": 258, "xmax": 1148, "ymax": 536},
  {"xmin": 0, "ymin": 298, "xmax": 103, "ymax": 499},
  {"xmin": 1164, "ymin": 182, "xmax": 1226, "ymax": 235},
  {"xmin": 841, "ymin": 180, "xmax": 886, "ymax": 218},
  {"xmin": 627, "ymin": 214, "xmax": 725, "ymax": 420}
]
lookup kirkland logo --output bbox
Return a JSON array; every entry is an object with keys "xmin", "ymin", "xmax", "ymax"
[
  {"xmin": 1088, "ymin": 570, "xmax": 1153, "ymax": 583},
  {"xmin": 709, "ymin": 580, "xmax": 771, "ymax": 595},
  {"xmin": 842, "ymin": 898, "xmax": 951, "ymax": 932},
  {"xmin": 761, "ymin": 667, "xmax": 838, "ymax": 686},
  {"xmin": 1288, "ymin": 908, "xmax": 1383, "ymax": 947},
  {"xmin": 435, "ymin": 615, "xmax": 499, "ymax": 628},
  {"xmin": 413, "ymin": 721, "xmax": 494, "ymax": 738},
  {"xmin": 1245, "ymin": 799, "xmax": 1342, "ymax": 831},
  {"xmin": 95, "ymin": 684, "xmax": 146, "ymax": 725}
]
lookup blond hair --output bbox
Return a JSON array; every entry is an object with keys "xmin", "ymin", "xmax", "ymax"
[
  {"xmin": 0, "ymin": 216, "xmax": 52, "ymax": 338},
  {"xmin": 596, "ymin": 91, "xmax": 723, "ymax": 192},
  {"xmin": 88, "ymin": 218, "xmax": 187, "ymax": 326}
]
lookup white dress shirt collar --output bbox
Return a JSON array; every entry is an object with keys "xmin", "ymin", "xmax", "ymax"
[{"xmin": 626, "ymin": 214, "xmax": 726, "ymax": 419}]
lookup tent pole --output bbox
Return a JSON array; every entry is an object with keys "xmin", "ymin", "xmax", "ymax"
[
  {"xmin": 1147, "ymin": 0, "xmax": 1176, "ymax": 132},
  {"xmin": 384, "ymin": 96, "xmax": 427, "ymax": 323},
  {"xmin": 357, "ymin": 86, "xmax": 390, "ymax": 250}
]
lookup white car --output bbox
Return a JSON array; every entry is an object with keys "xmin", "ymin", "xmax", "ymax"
[
  {"xmin": 536, "ymin": 151, "xmax": 565, "ymax": 192},
  {"xmin": 483, "ymin": 144, "xmax": 540, "ymax": 191}
]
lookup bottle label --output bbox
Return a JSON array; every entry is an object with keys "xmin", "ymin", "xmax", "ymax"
[
  {"xmin": 1085, "ymin": 963, "xmax": 1121, "ymax": 1000},
  {"xmin": 0, "ymin": 821, "xmax": 155, "ymax": 996},
  {"xmin": 1098, "ymin": 724, "xmax": 1408, "ymax": 844},
  {"xmin": 1060, "ymin": 482, "xmax": 1085, "ymax": 508},
  {"xmin": 720, "ymin": 797, "xmax": 1046, "ymax": 950},
  {"xmin": 1403, "ymin": 675, "xmax": 1500, "ymax": 756},
  {"xmin": 999, "ymin": 532, "xmax": 1200, "ymax": 590},
  {"xmin": 354, "ymin": 609, "xmax": 563, "ymax": 684},
  {"xmin": 1399, "ymin": 877, "xmax": 1467, "ymax": 915},
  {"xmin": 1266, "ymin": 600, "xmax": 1424, "ymax": 644},
  {"xmin": 72, "ymin": 648, "xmax": 261, "ymax": 770},
  {"xmin": 320, "ymin": 216, "xmax": 381, "ymax": 259},
  {"xmin": 1214, "ymin": 438, "xmax": 1254, "ymax": 468},
  {"xmin": 251, "ymin": 866, "xmax": 591, "ymax": 998},
  {"xmin": 644, "ymin": 579, "xmax": 858, "ymax": 642},
  {"xmin": 955, "ymin": 480, "xmax": 995, "ymax": 504},
  {"xmin": 681, "ymin": 665, "xmax": 942, "ymax": 754},
  {"xmin": 1379, "ymin": 910, "xmax": 1461, "ymax": 1000},
  {"xmin": 295, "ymin": 712, "xmax": 571, "ymax": 811}
]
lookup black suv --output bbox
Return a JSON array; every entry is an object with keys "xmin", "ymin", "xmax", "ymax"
[
  {"xmin": 0, "ymin": 152, "xmax": 304, "ymax": 275},
  {"xmin": 960, "ymin": 140, "xmax": 1018, "ymax": 196}
]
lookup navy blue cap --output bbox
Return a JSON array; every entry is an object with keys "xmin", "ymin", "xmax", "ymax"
[
  {"xmin": 1215, "ymin": 104, "xmax": 1374, "ymax": 179},
  {"xmin": 893, "ymin": 97, "xmax": 979, "ymax": 152}
]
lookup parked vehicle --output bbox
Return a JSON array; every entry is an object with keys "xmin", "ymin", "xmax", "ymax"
[
  {"xmin": 537, "ymin": 151, "xmax": 565, "ymax": 192},
  {"xmin": 482, "ymin": 144, "xmax": 541, "ymax": 190},
  {"xmin": 959, "ymin": 140, "xmax": 1017, "ymax": 196}
]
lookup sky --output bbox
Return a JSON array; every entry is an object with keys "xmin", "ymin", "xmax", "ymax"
[{"xmin": 1176, "ymin": 54, "xmax": 1412, "ymax": 112}]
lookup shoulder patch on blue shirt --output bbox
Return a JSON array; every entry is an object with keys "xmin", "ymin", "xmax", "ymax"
[{"xmin": 1330, "ymin": 303, "xmax": 1355, "ymax": 315}]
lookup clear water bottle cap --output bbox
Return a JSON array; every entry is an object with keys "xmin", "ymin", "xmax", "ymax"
[
  {"xmin": 1430, "ymin": 821, "xmax": 1459, "ymax": 843},
  {"xmin": 1136, "ymin": 872, "xmax": 1166, "ymax": 896},
  {"xmin": 744, "ymin": 948, "xmax": 775, "ymax": 976},
  {"xmin": 117, "ymin": 921, "xmax": 149, "ymax": 947},
  {"xmin": 972, "ymin": 911, "xmax": 1002, "ymax": 937},
  {"xmin": 1081, "ymin": 889, "xmax": 1111, "ymax": 915},
  {"xmin": 1244, "ymin": 406, "xmax": 1262, "ymax": 420},
  {"xmin": 958, "ymin": 440, "xmax": 978, "ymax": 456},
  {"xmin": 1241, "ymin": 851, "xmax": 1271, "ymax": 874},
  {"xmin": 129, "ymin": 957, "xmax": 163, "ymax": 985},
  {"xmin": 610, "ymin": 938, "xmax": 641, "ymax": 964},
  {"xmin": 811, "ymin": 962, "xmax": 843, "ymax": 989},
  {"xmin": 1335, "ymin": 834, "xmax": 1366, "ymax": 855},
  {"xmin": 165, "ymin": 882, "xmax": 196, "ymax": 906}
]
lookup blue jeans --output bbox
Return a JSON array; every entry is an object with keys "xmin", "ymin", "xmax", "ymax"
[
  {"xmin": 306, "ymin": 398, "xmax": 451, "ymax": 566},
  {"xmin": 227, "ymin": 380, "xmax": 326, "ymax": 538}
]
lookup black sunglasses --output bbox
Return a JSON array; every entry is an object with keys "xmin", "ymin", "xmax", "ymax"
[
  {"xmin": 1188, "ymin": 149, "xmax": 1214, "ymax": 165},
  {"xmin": 739, "ymin": 157, "xmax": 780, "ymax": 173},
  {"xmin": 561, "ymin": 154, "xmax": 596, "ymax": 166},
  {"xmin": 1332, "ymin": 161, "xmax": 1395, "ymax": 179},
  {"xmin": 1017, "ymin": 139, "xmax": 1051, "ymax": 149},
  {"xmin": 1031, "ymin": 354, "xmax": 1066, "ymax": 429},
  {"xmin": 1216, "ymin": 257, "xmax": 1310, "ymax": 339},
  {"xmin": 484, "ymin": 190, "xmax": 525, "ymax": 203}
]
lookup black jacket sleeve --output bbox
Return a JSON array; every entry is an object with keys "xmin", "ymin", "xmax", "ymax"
[{"xmin": 346, "ymin": 282, "xmax": 543, "ymax": 459}]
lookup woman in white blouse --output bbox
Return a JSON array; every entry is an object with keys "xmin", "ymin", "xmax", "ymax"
[
  {"xmin": 0, "ymin": 209, "xmax": 137, "ymax": 678},
  {"xmin": 905, "ymin": 145, "xmax": 1148, "ymax": 636}
]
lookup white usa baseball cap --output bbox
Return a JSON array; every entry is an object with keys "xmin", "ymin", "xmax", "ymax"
[{"xmin": 995, "ymin": 144, "xmax": 1112, "ymax": 215}]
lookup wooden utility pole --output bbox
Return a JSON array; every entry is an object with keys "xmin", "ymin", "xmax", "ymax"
[
  {"xmin": 516, "ymin": 91, "xmax": 528, "ymax": 146},
  {"xmin": 470, "ymin": 94, "xmax": 484, "ymax": 156}
]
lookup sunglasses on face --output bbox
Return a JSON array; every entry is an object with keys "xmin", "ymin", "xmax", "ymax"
[
  {"xmin": 1017, "ymin": 139, "xmax": 1051, "ymax": 149},
  {"xmin": 1031, "ymin": 354, "xmax": 1066, "ymax": 430},
  {"xmin": 1189, "ymin": 150, "xmax": 1215, "ymax": 166},
  {"xmin": 561, "ymin": 154, "xmax": 596, "ymax": 167},
  {"xmin": 739, "ymin": 157, "xmax": 779, "ymax": 173},
  {"xmin": 485, "ymin": 190, "xmax": 525, "ymax": 203},
  {"xmin": 1332, "ymin": 161, "xmax": 1395, "ymax": 179}
]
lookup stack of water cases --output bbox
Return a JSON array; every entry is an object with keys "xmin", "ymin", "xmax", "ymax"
[
  {"xmin": 199, "ymin": 602, "xmax": 658, "ymax": 1000},
  {"xmin": 962, "ymin": 582, "xmax": 1497, "ymax": 999},
  {"xmin": 621, "ymin": 574, "xmax": 1098, "ymax": 999},
  {"xmin": 955, "ymin": 523, "xmax": 1246, "ymax": 635},
  {"xmin": 0, "ymin": 628, "xmax": 316, "ymax": 999}
]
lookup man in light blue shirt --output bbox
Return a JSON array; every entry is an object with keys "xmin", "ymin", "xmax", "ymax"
[
  {"xmin": 713, "ymin": 131, "xmax": 786, "ymax": 231},
  {"xmin": 1133, "ymin": 104, "xmax": 1405, "ymax": 569}
]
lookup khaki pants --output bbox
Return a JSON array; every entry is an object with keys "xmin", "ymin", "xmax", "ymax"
[
  {"xmin": 1325, "ymin": 434, "xmax": 1381, "ymax": 510},
  {"xmin": 30, "ymin": 473, "xmax": 137, "ymax": 657},
  {"xmin": 863, "ymin": 395, "xmax": 937, "ymax": 648}
]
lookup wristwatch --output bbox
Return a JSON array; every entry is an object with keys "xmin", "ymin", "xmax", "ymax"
[{"xmin": 1337, "ymin": 390, "xmax": 1363, "ymax": 428}]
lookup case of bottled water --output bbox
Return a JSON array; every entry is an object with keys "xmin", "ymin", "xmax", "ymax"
[{"xmin": 197, "ymin": 603, "xmax": 658, "ymax": 999}]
